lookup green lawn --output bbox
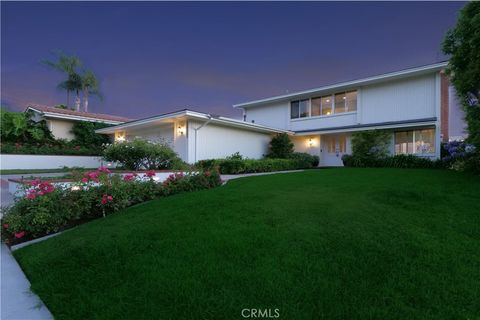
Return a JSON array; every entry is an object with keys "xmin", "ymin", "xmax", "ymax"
[{"xmin": 14, "ymin": 169, "xmax": 480, "ymax": 319}]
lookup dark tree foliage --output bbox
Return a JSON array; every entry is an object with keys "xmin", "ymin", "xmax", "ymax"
[
  {"xmin": 442, "ymin": 2, "xmax": 480, "ymax": 147},
  {"xmin": 267, "ymin": 133, "xmax": 294, "ymax": 158},
  {"xmin": 70, "ymin": 121, "xmax": 111, "ymax": 147}
]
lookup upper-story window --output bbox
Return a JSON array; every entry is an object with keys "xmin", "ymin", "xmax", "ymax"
[
  {"xmin": 290, "ymin": 90, "xmax": 357, "ymax": 119},
  {"xmin": 290, "ymin": 99, "xmax": 310, "ymax": 119}
]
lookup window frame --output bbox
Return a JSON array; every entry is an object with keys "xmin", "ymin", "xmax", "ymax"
[
  {"xmin": 394, "ymin": 128, "xmax": 436, "ymax": 155},
  {"xmin": 290, "ymin": 90, "xmax": 357, "ymax": 120},
  {"xmin": 290, "ymin": 99, "xmax": 311, "ymax": 119}
]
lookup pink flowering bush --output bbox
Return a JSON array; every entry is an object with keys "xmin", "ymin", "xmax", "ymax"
[{"xmin": 1, "ymin": 167, "xmax": 222, "ymax": 244}]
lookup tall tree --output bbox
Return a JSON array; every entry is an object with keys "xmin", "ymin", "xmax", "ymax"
[
  {"xmin": 442, "ymin": 2, "xmax": 480, "ymax": 147},
  {"xmin": 81, "ymin": 70, "xmax": 102, "ymax": 112},
  {"xmin": 43, "ymin": 52, "xmax": 82, "ymax": 109}
]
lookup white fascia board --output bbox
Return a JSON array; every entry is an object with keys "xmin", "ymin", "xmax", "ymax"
[
  {"xmin": 294, "ymin": 121, "xmax": 437, "ymax": 136},
  {"xmin": 43, "ymin": 113, "xmax": 124, "ymax": 125},
  {"xmin": 95, "ymin": 109, "xmax": 292, "ymax": 135},
  {"xmin": 95, "ymin": 110, "xmax": 189, "ymax": 134},
  {"xmin": 233, "ymin": 62, "xmax": 448, "ymax": 109},
  {"xmin": 27, "ymin": 107, "xmax": 124, "ymax": 125}
]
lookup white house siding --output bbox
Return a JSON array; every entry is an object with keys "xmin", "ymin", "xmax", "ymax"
[
  {"xmin": 122, "ymin": 123, "xmax": 188, "ymax": 161},
  {"xmin": 187, "ymin": 120, "xmax": 273, "ymax": 163},
  {"xmin": 243, "ymin": 73, "xmax": 439, "ymax": 133},
  {"xmin": 125, "ymin": 124, "xmax": 174, "ymax": 146},
  {"xmin": 290, "ymin": 113, "xmax": 357, "ymax": 132},
  {"xmin": 360, "ymin": 74, "xmax": 437, "ymax": 124},
  {"xmin": 47, "ymin": 119, "xmax": 75, "ymax": 140},
  {"xmin": 244, "ymin": 101, "xmax": 290, "ymax": 130},
  {"xmin": 0, "ymin": 154, "xmax": 112, "ymax": 170}
]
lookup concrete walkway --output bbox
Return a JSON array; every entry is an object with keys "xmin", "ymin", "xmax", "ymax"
[
  {"xmin": 221, "ymin": 169, "xmax": 304, "ymax": 182},
  {"xmin": 1, "ymin": 244, "xmax": 53, "ymax": 320}
]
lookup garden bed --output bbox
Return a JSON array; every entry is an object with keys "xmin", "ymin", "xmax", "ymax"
[{"xmin": 2, "ymin": 167, "xmax": 221, "ymax": 245}]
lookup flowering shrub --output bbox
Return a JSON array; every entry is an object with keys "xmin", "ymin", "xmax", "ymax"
[
  {"xmin": 441, "ymin": 141, "xmax": 476, "ymax": 162},
  {"xmin": 441, "ymin": 141, "xmax": 479, "ymax": 174},
  {"xmin": 1, "ymin": 167, "xmax": 222, "ymax": 244},
  {"xmin": 103, "ymin": 139, "xmax": 184, "ymax": 170}
]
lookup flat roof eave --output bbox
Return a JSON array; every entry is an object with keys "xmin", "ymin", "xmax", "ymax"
[{"xmin": 233, "ymin": 62, "xmax": 448, "ymax": 109}]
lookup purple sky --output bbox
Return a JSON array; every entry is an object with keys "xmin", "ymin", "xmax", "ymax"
[{"xmin": 1, "ymin": 1, "xmax": 464, "ymax": 119}]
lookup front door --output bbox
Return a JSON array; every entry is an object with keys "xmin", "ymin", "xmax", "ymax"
[{"xmin": 321, "ymin": 134, "xmax": 347, "ymax": 166}]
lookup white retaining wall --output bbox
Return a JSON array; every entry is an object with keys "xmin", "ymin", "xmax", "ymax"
[{"xmin": 0, "ymin": 154, "xmax": 113, "ymax": 170}]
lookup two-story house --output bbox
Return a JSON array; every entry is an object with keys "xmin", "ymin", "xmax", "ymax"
[
  {"xmin": 97, "ymin": 62, "xmax": 466, "ymax": 166},
  {"xmin": 234, "ymin": 61, "xmax": 466, "ymax": 166}
]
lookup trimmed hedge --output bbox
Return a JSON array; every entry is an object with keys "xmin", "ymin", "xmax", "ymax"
[
  {"xmin": 196, "ymin": 153, "xmax": 319, "ymax": 174},
  {"xmin": 0, "ymin": 142, "xmax": 103, "ymax": 156},
  {"xmin": 342, "ymin": 154, "xmax": 444, "ymax": 169}
]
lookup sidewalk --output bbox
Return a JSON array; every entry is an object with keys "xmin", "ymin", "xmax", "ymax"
[
  {"xmin": 221, "ymin": 169, "xmax": 304, "ymax": 181},
  {"xmin": 1, "ymin": 244, "xmax": 53, "ymax": 320}
]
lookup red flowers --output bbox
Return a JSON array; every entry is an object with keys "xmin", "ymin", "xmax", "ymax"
[
  {"xmin": 144, "ymin": 170, "xmax": 156, "ymax": 178},
  {"xmin": 26, "ymin": 190, "xmax": 37, "ymax": 200},
  {"xmin": 162, "ymin": 173, "xmax": 185, "ymax": 186},
  {"xmin": 3, "ymin": 224, "xmax": 9, "ymax": 229},
  {"xmin": 204, "ymin": 171, "xmax": 211, "ymax": 177},
  {"xmin": 14, "ymin": 231, "xmax": 25, "ymax": 239},
  {"xmin": 84, "ymin": 171, "xmax": 100, "ymax": 182},
  {"xmin": 97, "ymin": 166, "xmax": 111, "ymax": 174},
  {"xmin": 123, "ymin": 173, "xmax": 137, "ymax": 182},
  {"xmin": 101, "ymin": 194, "xmax": 113, "ymax": 205},
  {"xmin": 25, "ymin": 180, "xmax": 55, "ymax": 200},
  {"xmin": 82, "ymin": 166, "xmax": 112, "ymax": 183},
  {"xmin": 38, "ymin": 182, "xmax": 54, "ymax": 195}
]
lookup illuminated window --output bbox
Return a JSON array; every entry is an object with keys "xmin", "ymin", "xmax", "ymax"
[{"xmin": 395, "ymin": 129, "xmax": 435, "ymax": 154}]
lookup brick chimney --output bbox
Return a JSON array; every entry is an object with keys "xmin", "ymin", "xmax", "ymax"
[{"xmin": 440, "ymin": 72, "xmax": 450, "ymax": 142}]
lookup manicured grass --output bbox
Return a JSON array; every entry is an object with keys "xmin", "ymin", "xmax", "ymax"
[{"xmin": 14, "ymin": 169, "xmax": 480, "ymax": 319}]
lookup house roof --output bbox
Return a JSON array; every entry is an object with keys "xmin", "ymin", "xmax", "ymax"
[
  {"xmin": 233, "ymin": 61, "xmax": 449, "ymax": 109},
  {"xmin": 95, "ymin": 109, "xmax": 291, "ymax": 135},
  {"xmin": 26, "ymin": 104, "xmax": 131, "ymax": 124}
]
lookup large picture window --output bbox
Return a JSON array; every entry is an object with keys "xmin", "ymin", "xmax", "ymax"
[
  {"xmin": 291, "ymin": 90, "xmax": 357, "ymax": 119},
  {"xmin": 395, "ymin": 129, "xmax": 435, "ymax": 155}
]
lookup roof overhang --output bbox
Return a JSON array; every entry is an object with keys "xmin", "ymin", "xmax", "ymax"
[
  {"xmin": 26, "ymin": 107, "xmax": 125, "ymax": 125},
  {"xmin": 294, "ymin": 118, "xmax": 437, "ymax": 136},
  {"xmin": 233, "ymin": 62, "xmax": 449, "ymax": 109},
  {"xmin": 95, "ymin": 110, "xmax": 292, "ymax": 135}
]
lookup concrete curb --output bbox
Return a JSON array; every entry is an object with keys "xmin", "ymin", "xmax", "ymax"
[{"xmin": 1, "ymin": 244, "xmax": 53, "ymax": 320}]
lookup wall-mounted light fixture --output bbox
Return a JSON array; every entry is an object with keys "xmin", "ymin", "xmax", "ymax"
[
  {"xmin": 114, "ymin": 131, "xmax": 126, "ymax": 142},
  {"xmin": 307, "ymin": 137, "xmax": 316, "ymax": 148},
  {"xmin": 177, "ymin": 121, "xmax": 186, "ymax": 136}
]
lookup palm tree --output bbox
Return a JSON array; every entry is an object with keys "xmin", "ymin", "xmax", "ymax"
[
  {"xmin": 81, "ymin": 70, "xmax": 102, "ymax": 112},
  {"xmin": 57, "ymin": 72, "xmax": 82, "ymax": 109},
  {"xmin": 43, "ymin": 51, "xmax": 82, "ymax": 108}
]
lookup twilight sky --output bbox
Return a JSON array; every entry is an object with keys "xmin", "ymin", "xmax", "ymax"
[{"xmin": 1, "ymin": 1, "xmax": 465, "ymax": 119}]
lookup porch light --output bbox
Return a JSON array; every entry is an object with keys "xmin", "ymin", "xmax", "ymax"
[
  {"xmin": 307, "ymin": 138, "xmax": 316, "ymax": 147},
  {"xmin": 115, "ymin": 131, "xmax": 126, "ymax": 142},
  {"xmin": 177, "ymin": 125, "xmax": 185, "ymax": 135}
]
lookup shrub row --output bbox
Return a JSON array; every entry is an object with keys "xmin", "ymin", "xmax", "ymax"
[
  {"xmin": 0, "ymin": 142, "xmax": 103, "ymax": 156},
  {"xmin": 341, "ymin": 154, "xmax": 444, "ymax": 169},
  {"xmin": 1, "ymin": 168, "xmax": 222, "ymax": 243},
  {"xmin": 103, "ymin": 139, "xmax": 185, "ymax": 170},
  {"xmin": 196, "ymin": 153, "xmax": 319, "ymax": 174}
]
